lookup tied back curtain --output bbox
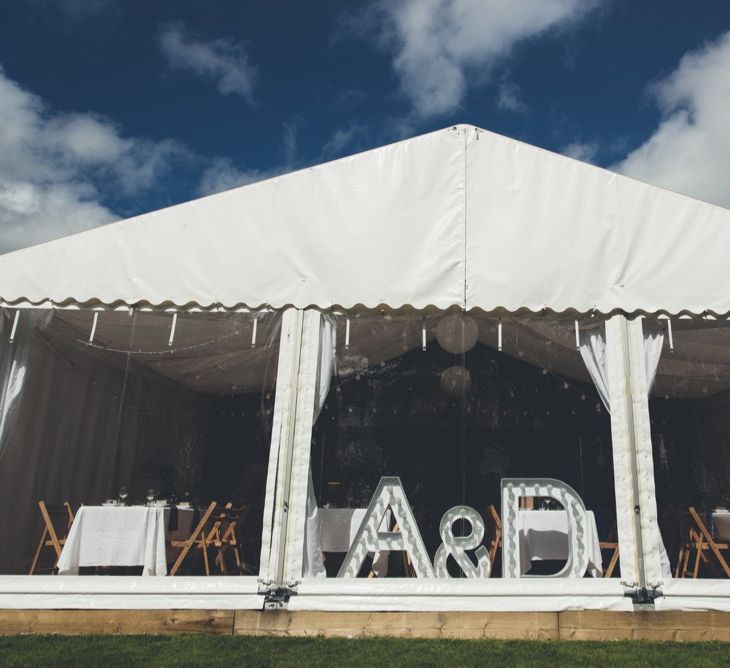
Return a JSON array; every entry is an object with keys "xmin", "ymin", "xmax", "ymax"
[
  {"xmin": 578, "ymin": 321, "xmax": 671, "ymax": 578},
  {"xmin": 303, "ymin": 315, "xmax": 335, "ymax": 578},
  {"xmin": 579, "ymin": 323, "xmax": 664, "ymax": 411}
]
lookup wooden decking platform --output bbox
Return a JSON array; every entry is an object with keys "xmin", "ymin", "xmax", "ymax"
[{"xmin": 1, "ymin": 609, "xmax": 730, "ymax": 641}]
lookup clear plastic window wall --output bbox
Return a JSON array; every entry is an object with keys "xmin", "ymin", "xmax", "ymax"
[{"xmin": 0, "ymin": 306, "xmax": 721, "ymax": 610}]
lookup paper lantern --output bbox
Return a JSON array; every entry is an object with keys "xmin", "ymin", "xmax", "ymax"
[
  {"xmin": 440, "ymin": 365, "xmax": 472, "ymax": 396},
  {"xmin": 436, "ymin": 315, "xmax": 479, "ymax": 354}
]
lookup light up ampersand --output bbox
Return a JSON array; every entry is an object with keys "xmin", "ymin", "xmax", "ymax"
[{"xmin": 433, "ymin": 505, "xmax": 491, "ymax": 578}]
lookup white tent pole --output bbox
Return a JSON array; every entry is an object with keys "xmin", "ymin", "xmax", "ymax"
[
  {"xmin": 8, "ymin": 310, "xmax": 20, "ymax": 343},
  {"xmin": 167, "ymin": 312, "xmax": 178, "ymax": 346},
  {"xmin": 627, "ymin": 317, "xmax": 664, "ymax": 588},
  {"xmin": 251, "ymin": 313, "xmax": 258, "ymax": 348},
  {"xmin": 605, "ymin": 315, "xmax": 664, "ymax": 592},
  {"xmin": 281, "ymin": 310, "xmax": 322, "ymax": 583},
  {"xmin": 258, "ymin": 309, "xmax": 302, "ymax": 589},
  {"xmin": 345, "ymin": 317, "xmax": 351, "ymax": 350},
  {"xmin": 604, "ymin": 316, "xmax": 640, "ymax": 588},
  {"xmin": 497, "ymin": 319, "xmax": 502, "ymax": 351},
  {"xmin": 88, "ymin": 312, "xmax": 99, "ymax": 344},
  {"xmin": 574, "ymin": 320, "xmax": 580, "ymax": 350},
  {"xmin": 666, "ymin": 318, "xmax": 674, "ymax": 352},
  {"xmin": 422, "ymin": 317, "xmax": 427, "ymax": 351}
]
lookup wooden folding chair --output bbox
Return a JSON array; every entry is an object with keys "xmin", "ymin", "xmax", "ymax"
[
  {"xmin": 599, "ymin": 521, "xmax": 620, "ymax": 578},
  {"xmin": 207, "ymin": 503, "xmax": 248, "ymax": 575},
  {"xmin": 29, "ymin": 501, "xmax": 75, "ymax": 574},
  {"xmin": 486, "ymin": 504, "xmax": 502, "ymax": 574},
  {"xmin": 675, "ymin": 512, "xmax": 699, "ymax": 578},
  {"xmin": 676, "ymin": 525, "xmax": 709, "ymax": 579},
  {"xmin": 676, "ymin": 508, "xmax": 730, "ymax": 579},
  {"xmin": 168, "ymin": 501, "xmax": 218, "ymax": 576}
]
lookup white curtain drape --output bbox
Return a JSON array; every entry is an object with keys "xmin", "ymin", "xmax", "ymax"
[
  {"xmin": 0, "ymin": 311, "xmax": 52, "ymax": 460},
  {"xmin": 579, "ymin": 321, "xmax": 672, "ymax": 579},
  {"xmin": 578, "ymin": 322, "xmax": 665, "ymax": 411},
  {"xmin": 0, "ymin": 317, "xmax": 204, "ymax": 572},
  {"xmin": 302, "ymin": 315, "xmax": 335, "ymax": 577}
]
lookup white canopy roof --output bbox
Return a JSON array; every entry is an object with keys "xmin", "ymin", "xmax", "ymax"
[{"xmin": 1, "ymin": 124, "xmax": 729, "ymax": 315}]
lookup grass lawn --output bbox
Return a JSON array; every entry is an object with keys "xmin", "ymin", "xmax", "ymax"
[{"xmin": 0, "ymin": 636, "xmax": 729, "ymax": 667}]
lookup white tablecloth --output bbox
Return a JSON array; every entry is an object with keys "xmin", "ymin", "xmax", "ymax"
[
  {"xmin": 712, "ymin": 511, "xmax": 730, "ymax": 542},
  {"xmin": 317, "ymin": 508, "xmax": 389, "ymax": 576},
  {"xmin": 519, "ymin": 510, "xmax": 603, "ymax": 577},
  {"xmin": 57, "ymin": 506, "xmax": 195, "ymax": 576}
]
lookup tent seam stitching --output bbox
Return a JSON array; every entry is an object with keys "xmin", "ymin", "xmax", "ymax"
[{"xmin": 463, "ymin": 126, "xmax": 468, "ymax": 311}]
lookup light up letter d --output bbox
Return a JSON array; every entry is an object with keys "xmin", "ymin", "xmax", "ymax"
[{"xmin": 501, "ymin": 478, "xmax": 589, "ymax": 579}]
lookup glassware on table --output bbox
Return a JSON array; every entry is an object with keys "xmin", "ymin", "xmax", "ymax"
[
  {"xmin": 146, "ymin": 488, "xmax": 156, "ymax": 506},
  {"xmin": 119, "ymin": 486, "xmax": 129, "ymax": 506}
]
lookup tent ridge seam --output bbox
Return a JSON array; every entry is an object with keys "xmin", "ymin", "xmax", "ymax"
[{"xmin": 462, "ymin": 126, "xmax": 468, "ymax": 311}]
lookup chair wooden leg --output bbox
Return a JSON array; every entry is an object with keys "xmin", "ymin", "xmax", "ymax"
[
  {"xmin": 170, "ymin": 539, "xmax": 194, "ymax": 576},
  {"xmin": 674, "ymin": 546, "xmax": 684, "ymax": 579},
  {"xmin": 488, "ymin": 530, "xmax": 502, "ymax": 575},
  {"xmin": 29, "ymin": 528, "xmax": 49, "ymax": 575},
  {"xmin": 202, "ymin": 539, "xmax": 211, "ymax": 576},
  {"xmin": 217, "ymin": 544, "xmax": 228, "ymax": 575},
  {"xmin": 604, "ymin": 547, "xmax": 620, "ymax": 578},
  {"xmin": 235, "ymin": 548, "xmax": 243, "ymax": 573},
  {"xmin": 680, "ymin": 542, "xmax": 692, "ymax": 578},
  {"xmin": 709, "ymin": 543, "xmax": 730, "ymax": 577},
  {"xmin": 692, "ymin": 534, "xmax": 704, "ymax": 578},
  {"xmin": 675, "ymin": 545, "xmax": 683, "ymax": 578}
]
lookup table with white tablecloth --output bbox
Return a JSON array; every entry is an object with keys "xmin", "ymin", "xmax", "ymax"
[
  {"xmin": 317, "ymin": 507, "xmax": 389, "ymax": 576},
  {"xmin": 518, "ymin": 509, "xmax": 603, "ymax": 577},
  {"xmin": 712, "ymin": 511, "xmax": 730, "ymax": 542},
  {"xmin": 57, "ymin": 505, "xmax": 196, "ymax": 576}
]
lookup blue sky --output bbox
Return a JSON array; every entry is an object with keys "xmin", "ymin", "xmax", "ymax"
[{"xmin": 0, "ymin": 0, "xmax": 729, "ymax": 252}]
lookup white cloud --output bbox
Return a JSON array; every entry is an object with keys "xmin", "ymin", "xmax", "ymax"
[
  {"xmin": 281, "ymin": 120, "xmax": 298, "ymax": 166},
  {"xmin": 320, "ymin": 123, "xmax": 368, "ymax": 159},
  {"xmin": 197, "ymin": 158, "xmax": 276, "ymax": 196},
  {"xmin": 357, "ymin": 0, "xmax": 598, "ymax": 118},
  {"xmin": 0, "ymin": 182, "xmax": 113, "ymax": 253},
  {"xmin": 561, "ymin": 141, "xmax": 598, "ymax": 163},
  {"xmin": 615, "ymin": 31, "xmax": 730, "ymax": 209},
  {"xmin": 496, "ymin": 81, "xmax": 527, "ymax": 114},
  {"xmin": 0, "ymin": 66, "xmax": 186, "ymax": 252},
  {"xmin": 159, "ymin": 23, "xmax": 256, "ymax": 103}
]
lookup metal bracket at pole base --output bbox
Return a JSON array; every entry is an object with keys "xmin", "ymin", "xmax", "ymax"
[
  {"xmin": 258, "ymin": 579, "xmax": 298, "ymax": 610},
  {"xmin": 262, "ymin": 587, "xmax": 292, "ymax": 610},
  {"xmin": 628, "ymin": 586, "xmax": 661, "ymax": 608}
]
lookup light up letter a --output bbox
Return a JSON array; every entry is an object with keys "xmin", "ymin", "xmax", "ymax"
[
  {"xmin": 337, "ymin": 476, "xmax": 434, "ymax": 578},
  {"xmin": 501, "ymin": 478, "xmax": 589, "ymax": 579}
]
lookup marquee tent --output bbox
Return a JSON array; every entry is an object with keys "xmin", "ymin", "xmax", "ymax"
[{"xmin": 0, "ymin": 125, "xmax": 729, "ymax": 613}]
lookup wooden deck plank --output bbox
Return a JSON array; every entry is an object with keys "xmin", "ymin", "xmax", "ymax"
[
  {"xmin": 1, "ymin": 608, "xmax": 730, "ymax": 641},
  {"xmin": 559, "ymin": 611, "xmax": 730, "ymax": 641},
  {"xmin": 0, "ymin": 609, "xmax": 234, "ymax": 636},
  {"xmin": 233, "ymin": 611, "xmax": 559, "ymax": 639}
]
